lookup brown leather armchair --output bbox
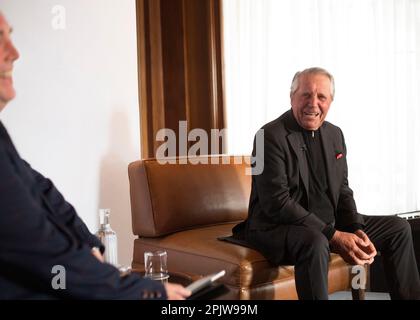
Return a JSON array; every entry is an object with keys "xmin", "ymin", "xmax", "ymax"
[{"xmin": 128, "ymin": 156, "xmax": 364, "ymax": 299}]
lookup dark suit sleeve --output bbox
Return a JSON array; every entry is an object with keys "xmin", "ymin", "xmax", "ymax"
[
  {"xmin": 335, "ymin": 129, "xmax": 365, "ymax": 229},
  {"xmin": 253, "ymin": 130, "xmax": 327, "ymax": 233},
  {"xmin": 0, "ymin": 143, "xmax": 166, "ymax": 299},
  {"xmin": 22, "ymin": 160, "xmax": 104, "ymax": 252}
]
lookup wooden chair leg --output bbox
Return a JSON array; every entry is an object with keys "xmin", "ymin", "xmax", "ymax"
[
  {"xmin": 351, "ymin": 287, "xmax": 366, "ymax": 300},
  {"xmin": 350, "ymin": 264, "xmax": 370, "ymax": 300}
]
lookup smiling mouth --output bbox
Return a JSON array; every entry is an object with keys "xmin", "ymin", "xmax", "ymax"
[{"xmin": 303, "ymin": 111, "xmax": 320, "ymax": 117}]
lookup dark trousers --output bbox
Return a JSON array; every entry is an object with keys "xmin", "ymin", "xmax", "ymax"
[{"xmin": 285, "ymin": 215, "xmax": 420, "ymax": 300}]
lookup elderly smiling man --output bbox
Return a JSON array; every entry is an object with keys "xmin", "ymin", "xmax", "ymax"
[
  {"xmin": 0, "ymin": 11, "xmax": 190, "ymax": 300},
  {"xmin": 233, "ymin": 67, "xmax": 420, "ymax": 300}
]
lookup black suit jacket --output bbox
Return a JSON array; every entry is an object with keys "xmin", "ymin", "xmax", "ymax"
[
  {"xmin": 234, "ymin": 110, "xmax": 364, "ymax": 264},
  {"xmin": 0, "ymin": 121, "xmax": 165, "ymax": 299}
]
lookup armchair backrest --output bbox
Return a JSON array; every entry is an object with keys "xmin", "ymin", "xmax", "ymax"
[{"xmin": 128, "ymin": 156, "xmax": 251, "ymax": 237}]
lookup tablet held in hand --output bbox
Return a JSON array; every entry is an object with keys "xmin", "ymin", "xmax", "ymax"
[{"xmin": 186, "ymin": 270, "xmax": 226, "ymax": 295}]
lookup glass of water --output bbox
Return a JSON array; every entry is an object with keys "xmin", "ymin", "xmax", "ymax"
[{"xmin": 144, "ymin": 250, "xmax": 169, "ymax": 284}]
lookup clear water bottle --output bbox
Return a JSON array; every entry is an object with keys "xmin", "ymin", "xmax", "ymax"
[{"xmin": 95, "ymin": 208, "xmax": 118, "ymax": 267}]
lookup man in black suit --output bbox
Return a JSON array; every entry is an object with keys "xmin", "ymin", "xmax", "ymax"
[
  {"xmin": 234, "ymin": 67, "xmax": 420, "ymax": 299},
  {"xmin": 0, "ymin": 12, "xmax": 190, "ymax": 300}
]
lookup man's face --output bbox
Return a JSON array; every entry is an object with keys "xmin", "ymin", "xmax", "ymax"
[
  {"xmin": 291, "ymin": 73, "xmax": 333, "ymax": 131},
  {"xmin": 0, "ymin": 13, "xmax": 19, "ymax": 112}
]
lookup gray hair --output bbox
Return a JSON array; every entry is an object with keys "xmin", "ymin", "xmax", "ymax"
[{"xmin": 290, "ymin": 67, "xmax": 335, "ymax": 100}]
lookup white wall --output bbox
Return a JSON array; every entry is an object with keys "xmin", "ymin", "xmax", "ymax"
[{"xmin": 0, "ymin": 0, "xmax": 140, "ymax": 267}]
